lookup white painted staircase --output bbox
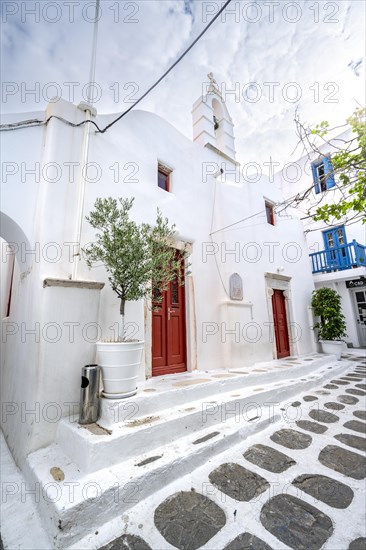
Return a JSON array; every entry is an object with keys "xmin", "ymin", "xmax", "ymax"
[{"xmin": 24, "ymin": 354, "xmax": 352, "ymax": 548}]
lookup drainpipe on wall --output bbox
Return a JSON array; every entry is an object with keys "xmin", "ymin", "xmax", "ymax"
[
  {"xmin": 72, "ymin": 107, "xmax": 93, "ymax": 280},
  {"xmin": 72, "ymin": 0, "xmax": 100, "ymax": 280}
]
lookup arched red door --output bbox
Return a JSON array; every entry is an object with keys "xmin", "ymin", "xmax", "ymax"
[{"xmin": 272, "ymin": 289, "xmax": 290, "ymax": 359}]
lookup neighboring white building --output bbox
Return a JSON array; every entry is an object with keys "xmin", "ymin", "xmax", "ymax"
[
  {"xmin": 275, "ymin": 129, "xmax": 366, "ymax": 349},
  {"xmin": 0, "ymin": 80, "xmax": 317, "ymax": 467}
]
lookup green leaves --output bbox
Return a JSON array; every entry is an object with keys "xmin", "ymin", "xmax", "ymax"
[
  {"xmin": 301, "ymin": 107, "xmax": 366, "ymax": 224},
  {"xmin": 83, "ymin": 197, "xmax": 190, "ymax": 306},
  {"xmin": 311, "ymin": 121, "xmax": 329, "ymax": 138},
  {"xmin": 311, "ymin": 287, "xmax": 347, "ymax": 341}
]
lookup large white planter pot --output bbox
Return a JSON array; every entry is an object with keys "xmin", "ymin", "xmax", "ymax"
[
  {"xmin": 96, "ymin": 341, "xmax": 144, "ymax": 398},
  {"xmin": 319, "ymin": 340, "xmax": 344, "ymax": 360}
]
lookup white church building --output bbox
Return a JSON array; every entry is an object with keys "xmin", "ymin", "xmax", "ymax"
[{"xmin": 0, "ymin": 78, "xmax": 335, "ymax": 546}]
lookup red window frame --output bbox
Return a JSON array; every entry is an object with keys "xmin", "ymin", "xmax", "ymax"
[
  {"xmin": 158, "ymin": 166, "xmax": 170, "ymax": 192},
  {"xmin": 265, "ymin": 201, "xmax": 275, "ymax": 225}
]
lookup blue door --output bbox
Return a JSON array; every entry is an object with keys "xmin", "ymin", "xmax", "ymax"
[{"xmin": 323, "ymin": 226, "xmax": 349, "ymax": 270}]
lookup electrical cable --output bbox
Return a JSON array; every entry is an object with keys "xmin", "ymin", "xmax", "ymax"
[
  {"xmin": 304, "ymin": 214, "xmax": 365, "ymax": 233},
  {"xmin": 0, "ymin": 0, "xmax": 233, "ymax": 134},
  {"xmin": 0, "ymin": 114, "xmax": 102, "ymax": 132},
  {"xmin": 97, "ymin": 0, "xmax": 233, "ymax": 134},
  {"xmin": 209, "ymin": 209, "xmax": 267, "ymax": 236}
]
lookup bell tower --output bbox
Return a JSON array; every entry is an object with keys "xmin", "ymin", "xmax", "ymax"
[{"xmin": 192, "ymin": 73, "xmax": 236, "ymax": 160}]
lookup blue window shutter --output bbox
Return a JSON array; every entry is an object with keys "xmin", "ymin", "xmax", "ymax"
[
  {"xmin": 323, "ymin": 156, "xmax": 336, "ymax": 189},
  {"xmin": 311, "ymin": 162, "xmax": 320, "ymax": 194}
]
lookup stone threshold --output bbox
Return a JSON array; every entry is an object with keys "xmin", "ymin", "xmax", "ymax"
[{"xmin": 101, "ymin": 353, "xmax": 335, "ymax": 411}]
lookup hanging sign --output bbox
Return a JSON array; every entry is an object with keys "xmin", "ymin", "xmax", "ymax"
[{"xmin": 346, "ymin": 279, "xmax": 366, "ymax": 289}]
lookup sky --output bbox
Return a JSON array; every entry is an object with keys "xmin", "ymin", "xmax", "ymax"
[{"xmin": 1, "ymin": 0, "xmax": 365, "ymax": 167}]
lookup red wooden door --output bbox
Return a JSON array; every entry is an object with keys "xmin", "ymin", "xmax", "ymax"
[
  {"xmin": 272, "ymin": 289, "xmax": 290, "ymax": 359},
  {"xmin": 152, "ymin": 255, "xmax": 187, "ymax": 376}
]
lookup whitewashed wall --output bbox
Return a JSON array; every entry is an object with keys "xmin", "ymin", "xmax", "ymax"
[{"xmin": 1, "ymin": 98, "xmax": 317, "ymax": 466}]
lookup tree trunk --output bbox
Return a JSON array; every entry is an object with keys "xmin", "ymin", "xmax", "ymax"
[{"xmin": 120, "ymin": 299, "xmax": 125, "ymax": 341}]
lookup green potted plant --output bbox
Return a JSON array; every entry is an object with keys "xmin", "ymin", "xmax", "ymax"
[
  {"xmin": 83, "ymin": 197, "xmax": 188, "ymax": 398},
  {"xmin": 311, "ymin": 287, "xmax": 347, "ymax": 360}
]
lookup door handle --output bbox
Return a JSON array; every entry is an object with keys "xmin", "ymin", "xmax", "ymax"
[{"xmin": 168, "ymin": 307, "xmax": 172, "ymax": 321}]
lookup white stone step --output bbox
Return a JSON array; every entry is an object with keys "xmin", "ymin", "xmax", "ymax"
[
  {"xmin": 25, "ymin": 412, "xmax": 280, "ymax": 548},
  {"xmin": 55, "ymin": 356, "xmax": 348, "ymax": 473},
  {"xmin": 24, "ymin": 356, "xmax": 352, "ymax": 548},
  {"xmin": 98, "ymin": 353, "xmax": 335, "ymax": 425}
]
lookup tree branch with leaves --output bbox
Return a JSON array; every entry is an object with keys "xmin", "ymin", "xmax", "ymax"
[
  {"xmin": 294, "ymin": 107, "xmax": 366, "ymax": 225},
  {"xmin": 83, "ymin": 197, "xmax": 190, "ymax": 341}
]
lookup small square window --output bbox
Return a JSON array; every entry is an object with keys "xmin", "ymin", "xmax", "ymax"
[
  {"xmin": 158, "ymin": 164, "xmax": 171, "ymax": 192},
  {"xmin": 311, "ymin": 155, "xmax": 335, "ymax": 194},
  {"xmin": 265, "ymin": 201, "xmax": 275, "ymax": 225},
  {"xmin": 316, "ymin": 162, "xmax": 327, "ymax": 192}
]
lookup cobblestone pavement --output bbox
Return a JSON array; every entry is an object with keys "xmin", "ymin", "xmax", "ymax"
[{"xmin": 97, "ymin": 359, "xmax": 366, "ymax": 550}]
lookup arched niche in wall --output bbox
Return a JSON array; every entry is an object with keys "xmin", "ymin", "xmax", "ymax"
[
  {"xmin": 229, "ymin": 273, "xmax": 243, "ymax": 301},
  {"xmin": 0, "ymin": 211, "xmax": 32, "ymax": 270}
]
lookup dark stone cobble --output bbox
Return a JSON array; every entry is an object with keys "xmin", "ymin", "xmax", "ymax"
[
  {"xmin": 243, "ymin": 444, "xmax": 295, "ymax": 473},
  {"xmin": 260, "ymin": 494, "xmax": 333, "ymax": 550},
  {"xmin": 137, "ymin": 456, "xmax": 162, "ymax": 467},
  {"xmin": 324, "ymin": 402, "xmax": 345, "ymax": 411},
  {"xmin": 338, "ymin": 395, "xmax": 359, "ymax": 405},
  {"xmin": 296, "ymin": 420, "xmax": 328, "ymax": 434},
  {"xmin": 292, "ymin": 473, "xmax": 354, "ymax": 509},
  {"xmin": 344, "ymin": 420, "xmax": 366, "ymax": 434},
  {"xmin": 309, "ymin": 409, "xmax": 339, "ymax": 423},
  {"xmin": 154, "ymin": 491, "xmax": 226, "ymax": 550},
  {"xmin": 208, "ymin": 463, "xmax": 270, "ymax": 502},
  {"xmin": 349, "ymin": 537, "xmax": 366, "ymax": 550},
  {"xmin": 270, "ymin": 429, "xmax": 312, "ymax": 450},
  {"xmin": 334, "ymin": 433, "xmax": 366, "ymax": 452},
  {"xmin": 346, "ymin": 388, "xmax": 366, "ymax": 396},
  {"xmin": 193, "ymin": 432, "xmax": 219, "ymax": 445},
  {"xmin": 224, "ymin": 532, "xmax": 273, "ymax": 550},
  {"xmin": 98, "ymin": 534, "xmax": 152, "ymax": 550},
  {"xmin": 318, "ymin": 445, "xmax": 366, "ymax": 480}
]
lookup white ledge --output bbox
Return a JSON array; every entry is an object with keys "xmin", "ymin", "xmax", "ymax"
[
  {"xmin": 221, "ymin": 300, "xmax": 253, "ymax": 306},
  {"xmin": 43, "ymin": 278, "xmax": 105, "ymax": 290}
]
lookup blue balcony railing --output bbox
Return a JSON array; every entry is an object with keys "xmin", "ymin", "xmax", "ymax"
[{"xmin": 310, "ymin": 240, "xmax": 366, "ymax": 274}]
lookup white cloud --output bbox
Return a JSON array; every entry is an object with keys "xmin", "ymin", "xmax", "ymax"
[{"xmin": 1, "ymin": 0, "xmax": 365, "ymax": 167}]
